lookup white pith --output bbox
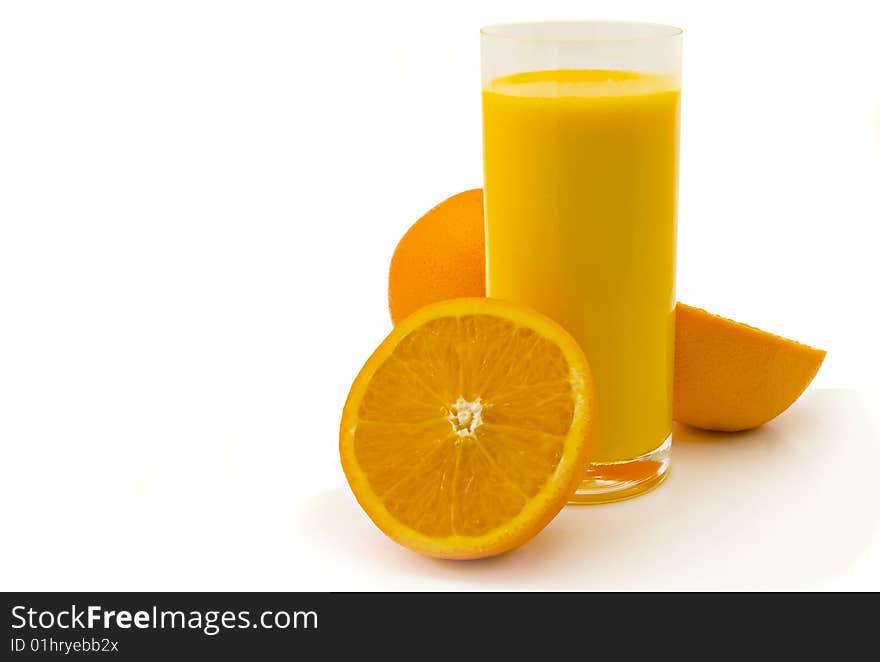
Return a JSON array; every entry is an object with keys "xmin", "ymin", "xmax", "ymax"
[{"xmin": 447, "ymin": 396, "xmax": 484, "ymax": 437}]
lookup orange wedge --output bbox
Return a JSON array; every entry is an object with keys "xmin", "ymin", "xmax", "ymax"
[
  {"xmin": 674, "ymin": 303, "xmax": 826, "ymax": 431},
  {"xmin": 340, "ymin": 298, "xmax": 596, "ymax": 559}
]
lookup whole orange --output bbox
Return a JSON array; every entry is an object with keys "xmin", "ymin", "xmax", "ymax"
[{"xmin": 388, "ymin": 189, "xmax": 485, "ymax": 325}]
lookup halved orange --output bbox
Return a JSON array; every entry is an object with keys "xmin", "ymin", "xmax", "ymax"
[
  {"xmin": 674, "ymin": 303, "xmax": 826, "ymax": 431},
  {"xmin": 340, "ymin": 298, "xmax": 596, "ymax": 559}
]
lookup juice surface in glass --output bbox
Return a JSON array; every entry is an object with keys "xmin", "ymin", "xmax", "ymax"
[{"xmin": 482, "ymin": 69, "xmax": 680, "ymax": 463}]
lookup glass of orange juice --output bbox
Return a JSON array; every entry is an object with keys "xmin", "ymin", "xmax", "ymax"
[{"xmin": 481, "ymin": 21, "xmax": 682, "ymax": 504}]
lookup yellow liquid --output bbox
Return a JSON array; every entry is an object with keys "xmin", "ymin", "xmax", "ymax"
[{"xmin": 483, "ymin": 69, "xmax": 680, "ymax": 463}]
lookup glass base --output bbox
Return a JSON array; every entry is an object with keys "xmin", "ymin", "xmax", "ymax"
[{"xmin": 568, "ymin": 434, "xmax": 671, "ymax": 505}]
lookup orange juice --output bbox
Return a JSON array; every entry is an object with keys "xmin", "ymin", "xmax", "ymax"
[{"xmin": 482, "ymin": 69, "xmax": 680, "ymax": 463}]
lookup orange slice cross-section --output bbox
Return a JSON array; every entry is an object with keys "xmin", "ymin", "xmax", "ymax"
[{"xmin": 340, "ymin": 298, "xmax": 596, "ymax": 559}]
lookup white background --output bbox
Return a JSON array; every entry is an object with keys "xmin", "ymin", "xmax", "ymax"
[{"xmin": 1, "ymin": 0, "xmax": 878, "ymax": 590}]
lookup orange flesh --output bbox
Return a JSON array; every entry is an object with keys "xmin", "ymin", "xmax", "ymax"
[{"xmin": 340, "ymin": 298, "xmax": 595, "ymax": 558}]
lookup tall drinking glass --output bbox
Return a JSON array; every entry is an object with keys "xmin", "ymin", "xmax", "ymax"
[{"xmin": 481, "ymin": 21, "xmax": 682, "ymax": 503}]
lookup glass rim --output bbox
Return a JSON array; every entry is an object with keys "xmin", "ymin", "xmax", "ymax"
[{"xmin": 480, "ymin": 20, "xmax": 683, "ymax": 44}]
